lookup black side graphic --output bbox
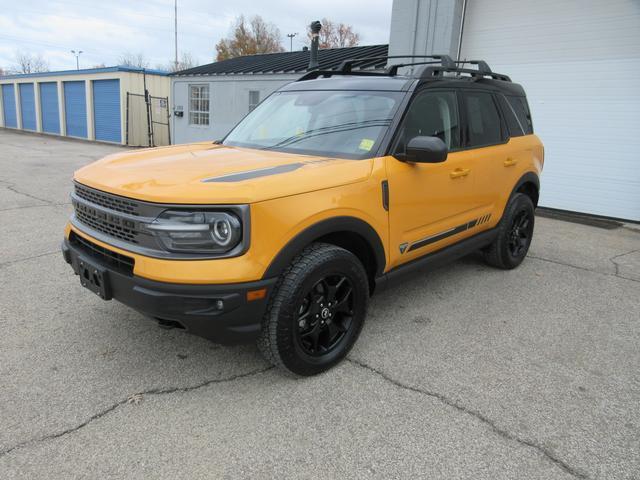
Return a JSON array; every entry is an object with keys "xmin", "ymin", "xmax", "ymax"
[
  {"xmin": 202, "ymin": 163, "xmax": 305, "ymax": 183},
  {"xmin": 406, "ymin": 217, "xmax": 485, "ymax": 253}
]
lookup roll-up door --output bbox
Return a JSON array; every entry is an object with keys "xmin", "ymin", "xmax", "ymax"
[
  {"xmin": 92, "ymin": 79, "xmax": 121, "ymax": 143},
  {"xmin": 19, "ymin": 83, "xmax": 36, "ymax": 131},
  {"xmin": 39, "ymin": 82, "xmax": 60, "ymax": 134},
  {"xmin": 1, "ymin": 84, "xmax": 17, "ymax": 128},
  {"xmin": 64, "ymin": 81, "xmax": 87, "ymax": 138}
]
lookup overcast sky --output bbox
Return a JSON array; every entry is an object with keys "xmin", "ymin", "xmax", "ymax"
[{"xmin": 0, "ymin": 0, "xmax": 393, "ymax": 72}]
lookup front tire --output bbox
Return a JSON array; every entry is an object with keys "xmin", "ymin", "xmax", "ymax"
[
  {"xmin": 258, "ymin": 243, "xmax": 369, "ymax": 376},
  {"xmin": 483, "ymin": 193, "xmax": 535, "ymax": 269}
]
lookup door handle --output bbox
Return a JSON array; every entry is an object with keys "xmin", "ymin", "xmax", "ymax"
[
  {"xmin": 503, "ymin": 158, "xmax": 518, "ymax": 167},
  {"xmin": 450, "ymin": 168, "xmax": 470, "ymax": 179}
]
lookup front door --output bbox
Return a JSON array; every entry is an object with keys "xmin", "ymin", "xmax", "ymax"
[{"xmin": 385, "ymin": 89, "xmax": 484, "ymax": 269}]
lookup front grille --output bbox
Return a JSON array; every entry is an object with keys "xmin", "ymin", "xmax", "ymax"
[
  {"xmin": 75, "ymin": 207, "xmax": 139, "ymax": 243},
  {"xmin": 74, "ymin": 184, "xmax": 140, "ymax": 216},
  {"xmin": 70, "ymin": 231, "xmax": 135, "ymax": 276}
]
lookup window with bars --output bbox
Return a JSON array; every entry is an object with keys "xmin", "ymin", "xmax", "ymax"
[
  {"xmin": 189, "ymin": 84, "xmax": 210, "ymax": 125},
  {"xmin": 248, "ymin": 90, "xmax": 260, "ymax": 112}
]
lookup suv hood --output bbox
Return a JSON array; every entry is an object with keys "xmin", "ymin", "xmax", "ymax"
[{"xmin": 74, "ymin": 143, "xmax": 374, "ymax": 204}]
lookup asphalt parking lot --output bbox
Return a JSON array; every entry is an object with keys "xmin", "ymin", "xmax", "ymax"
[{"xmin": 0, "ymin": 129, "xmax": 639, "ymax": 480}]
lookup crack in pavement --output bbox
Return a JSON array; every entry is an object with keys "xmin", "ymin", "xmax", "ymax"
[
  {"xmin": 347, "ymin": 358, "xmax": 589, "ymax": 480},
  {"xmin": 528, "ymin": 254, "xmax": 640, "ymax": 283},
  {"xmin": 0, "ymin": 251, "xmax": 59, "ymax": 269},
  {"xmin": 0, "ymin": 366, "xmax": 273, "ymax": 458},
  {"xmin": 609, "ymin": 249, "xmax": 639, "ymax": 277},
  {"xmin": 0, "ymin": 180, "xmax": 54, "ymax": 206}
]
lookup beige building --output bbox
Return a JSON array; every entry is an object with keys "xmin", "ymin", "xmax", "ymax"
[{"xmin": 0, "ymin": 66, "xmax": 171, "ymax": 146}]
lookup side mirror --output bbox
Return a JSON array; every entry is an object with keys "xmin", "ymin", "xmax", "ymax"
[{"xmin": 400, "ymin": 136, "xmax": 448, "ymax": 163}]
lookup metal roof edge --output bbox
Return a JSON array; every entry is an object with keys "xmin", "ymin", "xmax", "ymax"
[{"xmin": 0, "ymin": 65, "xmax": 169, "ymax": 80}]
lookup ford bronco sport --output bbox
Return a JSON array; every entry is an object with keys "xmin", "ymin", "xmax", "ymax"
[{"xmin": 62, "ymin": 55, "xmax": 543, "ymax": 376}]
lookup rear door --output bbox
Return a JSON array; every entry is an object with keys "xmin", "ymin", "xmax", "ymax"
[
  {"xmin": 458, "ymin": 89, "xmax": 516, "ymax": 228},
  {"xmin": 385, "ymin": 89, "xmax": 483, "ymax": 269}
]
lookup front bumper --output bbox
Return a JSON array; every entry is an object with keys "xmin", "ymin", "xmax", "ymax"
[{"xmin": 62, "ymin": 236, "xmax": 276, "ymax": 344}]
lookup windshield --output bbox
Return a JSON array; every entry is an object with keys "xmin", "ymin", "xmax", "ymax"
[{"xmin": 223, "ymin": 90, "xmax": 403, "ymax": 159}]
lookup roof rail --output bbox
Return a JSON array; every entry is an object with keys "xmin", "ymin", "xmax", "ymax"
[
  {"xmin": 295, "ymin": 54, "xmax": 510, "ymax": 83},
  {"xmin": 417, "ymin": 64, "xmax": 511, "ymax": 82},
  {"xmin": 338, "ymin": 54, "xmax": 455, "ymax": 73}
]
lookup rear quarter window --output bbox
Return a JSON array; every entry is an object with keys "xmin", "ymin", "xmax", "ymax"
[
  {"xmin": 506, "ymin": 95, "xmax": 533, "ymax": 134},
  {"xmin": 497, "ymin": 95, "xmax": 525, "ymax": 137}
]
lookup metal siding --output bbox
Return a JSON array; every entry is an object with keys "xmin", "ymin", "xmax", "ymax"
[
  {"xmin": 1, "ymin": 84, "xmax": 17, "ymax": 128},
  {"xmin": 92, "ymin": 79, "xmax": 121, "ymax": 143},
  {"xmin": 460, "ymin": 0, "xmax": 640, "ymax": 221},
  {"xmin": 39, "ymin": 82, "xmax": 60, "ymax": 134},
  {"xmin": 64, "ymin": 81, "xmax": 87, "ymax": 138}
]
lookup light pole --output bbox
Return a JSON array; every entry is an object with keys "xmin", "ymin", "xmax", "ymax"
[
  {"xmin": 71, "ymin": 50, "xmax": 83, "ymax": 70},
  {"xmin": 286, "ymin": 33, "xmax": 298, "ymax": 52},
  {"xmin": 174, "ymin": 0, "xmax": 178, "ymax": 70}
]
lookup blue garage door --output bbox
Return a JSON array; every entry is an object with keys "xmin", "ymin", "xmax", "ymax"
[
  {"xmin": 92, "ymin": 79, "xmax": 121, "ymax": 143},
  {"xmin": 64, "ymin": 81, "xmax": 87, "ymax": 138},
  {"xmin": 19, "ymin": 83, "xmax": 37, "ymax": 131},
  {"xmin": 39, "ymin": 82, "xmax": 60, "ymax": 134},
  {"xmin": 2, "ymin": 84, "xmax": 18, "ymax": 128}
]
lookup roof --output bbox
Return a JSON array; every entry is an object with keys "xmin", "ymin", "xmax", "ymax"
[
  {"xmin": 0, "ymin": 66, "xmax": 168, "ymax": 81},
  {"xmin": 172, "ymin": 44, "xmax": 389, "ymax": 76}
]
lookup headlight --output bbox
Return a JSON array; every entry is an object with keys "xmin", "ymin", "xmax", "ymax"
[{"xmin": 145, "ymin": 210, "xmax": 242, "ymax": 254}]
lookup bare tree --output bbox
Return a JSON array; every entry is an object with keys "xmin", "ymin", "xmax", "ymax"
[
  {"xmin": 14, "ymin": 51, "xmax": 49, "ymax": 74},
  {"xmin": 307, "ymin": 18, "xmax": 360, "ymax": 49},
  {"xmin": 117, "ymin": 52, "xmax": 149, "ymax": 69},
  {"xmin": 156, "ymin": 52, "xmax": 197, "ymax": 72},
  {"xmin": 215, "ymin": 15, "xmax": 285, "ymax": 61}
]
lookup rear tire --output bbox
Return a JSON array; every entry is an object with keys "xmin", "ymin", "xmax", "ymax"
[
  {"xmin": 257, "ymin": 243, "xmax": 369, "ymax": 376},
  {"xmin": 483, "ymin": 193, "xmax": 535, "ymax": 269}
]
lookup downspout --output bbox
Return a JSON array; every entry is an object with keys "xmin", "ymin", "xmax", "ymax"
[{"xmin": 456, "ymin": 0, "xmax": 468, "ymax": 61}]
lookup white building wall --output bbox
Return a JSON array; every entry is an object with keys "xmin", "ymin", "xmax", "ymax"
[{"xmin": 171, "ymin": 74, "xmax": 299, "ymax": 144}]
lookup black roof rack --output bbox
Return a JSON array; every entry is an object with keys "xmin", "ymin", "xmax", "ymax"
[{"xmin": 296, "ymin": 54, "xmax": 511, "ymax": 83}]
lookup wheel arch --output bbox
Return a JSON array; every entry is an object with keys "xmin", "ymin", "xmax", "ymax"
[
  {"xmin": 512, "ymin": 172, "xmax": 540, "ymax": 207},
  {"xmin": 262, "ymin": 216, "xmax": 386, "ymax": 292}
]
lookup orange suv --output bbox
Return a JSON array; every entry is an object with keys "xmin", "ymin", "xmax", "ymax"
[{"xmin": 62, "ymin": 55, "xmax": 543, "ymax": 375}]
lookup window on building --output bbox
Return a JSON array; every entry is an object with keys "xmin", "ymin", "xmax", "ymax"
[
  {"xmin": 462, "ymin": 91, "xmax": 503, "ymax": 147},
  {"xmin": 189, "ymin": 84, "xmax": 209, "ymax": 125},
  {"xmin": 394, "ymin": 90, "xmax": 461, "ymax": 154},
  {"xmin": 248, "ymin": 90, "xmax": 260, "ymax": 112}
]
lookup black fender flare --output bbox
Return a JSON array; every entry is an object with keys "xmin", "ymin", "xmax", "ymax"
[
  {"xmin": 262, "ymin": 216, "xmax": 386, "ymax": 279},
  {"xmin": 511, "ymin": 171, "xmax": 540, "ymax": 204}
]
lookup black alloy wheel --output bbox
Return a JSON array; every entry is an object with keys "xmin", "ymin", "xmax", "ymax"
[
  {"xmin": 294, "ymin": 275, "xmax": 354, "ymax": 356},
  {"xmin": 483, "ymin": 193, "xmax": 535, "ymax": 269},
  {"xmin": 258, "ymin": 243, "xmax": 369, "ymax": 376}
]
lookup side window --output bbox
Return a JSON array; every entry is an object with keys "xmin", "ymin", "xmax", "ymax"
[
  {"xmin": 506, "ymin": 95, "xmax": 533, "ymax": 134},
  {"xmin": 248, "ymin": 90, "xmax": 260, "ymax": 112},
  {"xmin": 462, "ymin": 91, "xmax": 503, "ymax": 147},
  {"xmin": 497, "ymin": 94, "xmax": 524, "ymax": 137},
  {"xmin": 394, "ymin": 90, "xmax": 460, "ymax": 154},
  {"xmin": 189, "ymin": 84, "xmax": 210, "ymax": 126}
]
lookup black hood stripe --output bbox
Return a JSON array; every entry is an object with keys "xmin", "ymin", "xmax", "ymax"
[{"xmin": 202, "ymin": 163, "xmax": 305, "ymax": 183}]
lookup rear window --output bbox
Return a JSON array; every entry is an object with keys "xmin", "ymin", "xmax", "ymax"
[
  {"xmin": 462, "ymin": 91, "xmax": 503, "ymax": 147},
  {"xmin": 497, "ymin": 95, "xmax": 525, "ymax": 137},
  {"xmin": 506, "ymin": 95, "xmax": 533, "ymax": 134}
]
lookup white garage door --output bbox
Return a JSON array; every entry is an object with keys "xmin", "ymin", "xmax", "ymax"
[{"xmin": 460, "ymin": 0, "xmax": 640, "ymax": 221}]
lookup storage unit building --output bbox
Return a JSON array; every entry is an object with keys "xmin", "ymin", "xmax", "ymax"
[
  {"xmin": 388, "ymin": 0, "xmax": 640, "ymax": 221},
  {"xmin": 0, "ymin": 66, "xmax": 170, "ymax": 146}
]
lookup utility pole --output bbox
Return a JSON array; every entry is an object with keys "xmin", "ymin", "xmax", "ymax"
[
  {"xmin": 287, "ymin": 33, "xmax": 298, "ymax": 52},
  {"xmin": 174, "ymin": 0, "xmax": 178, "ymax": 70},
  {"xmin": 71, "ymin": 50, "xmax": 83, "ymax": 70}
]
